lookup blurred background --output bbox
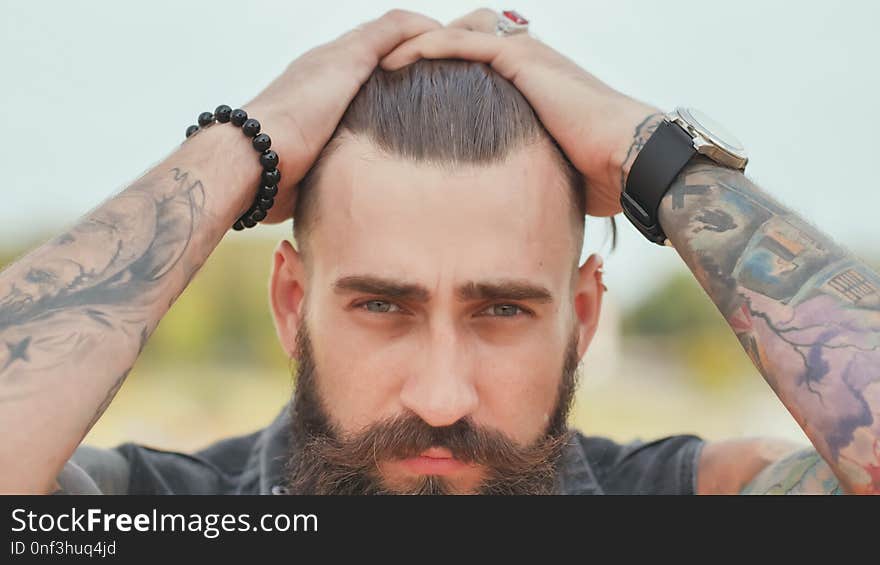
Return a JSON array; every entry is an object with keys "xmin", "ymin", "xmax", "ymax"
[{"xmin": 3, "ymin": 0, "xmax": 878, "ymax": 451}]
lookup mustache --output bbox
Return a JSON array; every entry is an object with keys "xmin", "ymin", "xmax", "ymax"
[
  {"xmin": 288, "ymin": 410, "xmax": 570, "ymax": 495},
  {"xmin": 326, "ymin": 411, "xmax": 566, "ymax": 465}
]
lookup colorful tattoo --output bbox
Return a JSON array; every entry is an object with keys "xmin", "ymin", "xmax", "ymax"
[
  {"xmin": 659, "ymin": 158, "xmax": 880, "ymax": 494},
  {"xmin": 741, "ymin": 448, "xmax": 842, "ymax": 495}
]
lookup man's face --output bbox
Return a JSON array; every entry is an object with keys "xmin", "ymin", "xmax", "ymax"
[{"xmin": 270, "ymin": 136, "xmax": 603, "ymax": 494}]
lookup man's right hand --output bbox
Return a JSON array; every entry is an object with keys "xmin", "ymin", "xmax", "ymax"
[{"xmin": 242, "ymin": 10, "xmax": 440, "ymax": 223}]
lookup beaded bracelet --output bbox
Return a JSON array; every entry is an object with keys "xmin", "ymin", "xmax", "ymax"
[{"xmin": 185, "ymin": 105, "xmax": 280, "ymax": 230}]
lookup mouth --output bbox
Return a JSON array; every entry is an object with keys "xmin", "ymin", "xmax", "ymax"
[{"xmin": 398, "ymin": 447, "xmax": 470, "ymax": 476}]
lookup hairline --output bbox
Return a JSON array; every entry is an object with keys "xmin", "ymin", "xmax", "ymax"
[{"xmin": 292, "ymin": 133, "xmax": 586, "ymax": 267}]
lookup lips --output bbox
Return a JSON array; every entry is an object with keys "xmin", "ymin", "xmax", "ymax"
[
  {"xmin": 420, "ymin": 447, "xmax": 454, "ymax": 459},
  {"xmin": 399, "ymin": 447, "xmax": 469, "ymax": 476}
]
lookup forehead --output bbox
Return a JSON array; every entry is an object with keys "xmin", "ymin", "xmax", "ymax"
[{"xmin": 306, "ymin": 137, "xmax": 579, "ymax": 290}]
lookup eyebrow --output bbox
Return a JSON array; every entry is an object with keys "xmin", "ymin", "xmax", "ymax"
[
  {"xmin": 456, "ymin": 280, "xmax": 553, "ymax": 303},
  {"xmin": 333, "ymin": 275, "xmax": 553, "ymax": 304},
  {"xmin": 334, "ymin": 276, "xmax": 430, "ymax": 302}
]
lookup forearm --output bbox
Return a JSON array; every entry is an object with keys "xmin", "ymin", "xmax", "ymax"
[
  {"xmin": 0, "ymin": 124, "xmax": 258, "ymax": 492},
  {"xmin": 658, "ymin": 157, "xmax": 880, "ymax": 493}
]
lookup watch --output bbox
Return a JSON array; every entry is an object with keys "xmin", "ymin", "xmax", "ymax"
[{"xmin": 620, "ymin": 107, "xmax": 748, "ymax": 245}]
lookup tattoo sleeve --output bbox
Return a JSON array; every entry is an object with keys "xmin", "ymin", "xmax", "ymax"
[
  {"xmin": 658, "ymin": 157, "xmax": 880, "ymax": 494},
  {"xmin": 0, "ymin": 127, "xmax": 256, "ymax": 492},
  {"xmin": 741, "ymin": 448, "xmax": 842, "ymax": 495}
]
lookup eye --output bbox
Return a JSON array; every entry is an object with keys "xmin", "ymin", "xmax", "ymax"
[
  {"xmin": 478, "ymin": 304, "xmax": 528, "ymax": 317},
  {"xmin": 359, "ymin": 299, "xmax": 403, "ymax": 314}
]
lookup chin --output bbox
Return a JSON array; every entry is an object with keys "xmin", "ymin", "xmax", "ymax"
[
  {"xmin": 381, "ymin": 476, "xmax": 479, "ymax": 496},
  {"xmin": 380, "ymin": 463, "xmax": 486, "ymax": 495}
]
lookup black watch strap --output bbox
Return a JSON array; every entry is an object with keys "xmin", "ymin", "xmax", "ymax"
[{"xmin": 620, "ymin": 119, "xmax": 696, "ymax": 244}]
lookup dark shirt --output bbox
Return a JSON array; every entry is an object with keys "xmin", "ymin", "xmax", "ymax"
[{"xmin": 58, "ymin": 405, "xmax": 704, "ymax": 495}]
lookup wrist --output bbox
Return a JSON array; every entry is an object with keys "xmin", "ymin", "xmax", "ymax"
[
  {"xmin": 610, "ymin": 107, "xmax": 664, "ymax": 194},
  {"xmin": 177, "ymin": 121, "xmax": 264, "ymax": 221},
  {"xmin": 241, "ymin": 102, "xmax": 298, "ymax": 186}
]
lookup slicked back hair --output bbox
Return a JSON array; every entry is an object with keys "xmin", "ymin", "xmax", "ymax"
[{"xmin": 293, "ymin": 59, "xmax": 589, "ymax": 262}]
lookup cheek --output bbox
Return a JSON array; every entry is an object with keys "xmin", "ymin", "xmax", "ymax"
[
  {"xmin": 473, "ymin": 338, "xmax": 567, "ymax": 445},
  {"xmin": 306, "ymin": 303, "xmax": 410, "ymax": 433}
]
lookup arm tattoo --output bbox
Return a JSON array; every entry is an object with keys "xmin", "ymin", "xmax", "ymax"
[
  {"xmin": 741, "ymin": 448, "xmax": 842, "ymax": 495},
  {"xmin": 0, "ymin": 167, "xmax": 207, "ymax": 431},
  {"xmin": 659, "ymin": 158, "xmax": 880, "ymax": 493},
  {"xmin": 620, "ymin": 112, "xmax": 664, "ymax": 192}
]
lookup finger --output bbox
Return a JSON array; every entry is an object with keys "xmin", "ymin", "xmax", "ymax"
[
  {"xmin": 447, "ymin": 8, "xmax": 498, "ymax": 33},
  {"xmin": 349, "ymin": 9, "xmax": 442, "ymax": 59},
  {"xmin": 380, "ymin": 28, "xmax": 511, "ymax": 74}
]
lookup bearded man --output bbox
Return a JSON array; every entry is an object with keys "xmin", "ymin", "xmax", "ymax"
[{"xmin": 2, "ymin": 9, "xmax": 877, "ymax": 495}]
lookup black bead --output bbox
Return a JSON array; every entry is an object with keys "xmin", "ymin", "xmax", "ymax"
[
  {"xmin": 259, "ymin": 150, "xmax": 278, "ymax": 170},
  {"xmin": 252, "ymin": 133, "xmax": 271, "ymax": 152},
  {"xmin": 242, "ymin": 216, "xmax": 257, "ymax": 228},
  {"xmin": 185, "ymin": 125, "xmax": 199, "ymax": 138},
  {"xmin": 261, "ymin": 168, "xmax": 281, "ymax": 186},
  {"xmin": 250, "ymin": 208, "xmax": 267, "ymax": 222},
  {"xmin": 214, "ymin": 105, "xmax": 232, "ymax": 123},
  {"xmin": 230, "ymin": 109, "xmax": 248, "ymax": 127},
  {"xmin": 258, "ymin": 185, "xmax": 278, "ymax": 198},
  {"xmin": 198, "ymin": 112, "xmax": 214, "ymax": 127},
  {"xmin": 232, "ymin": 219, "xmax": 245, "ymax": 231},
  {"xmin": 258, "ymin": 196, "xmax": 274, "ymax": 210},
  {"xmin": 241, "ymin": 118, "xmax": 261, "ymax": 137}
]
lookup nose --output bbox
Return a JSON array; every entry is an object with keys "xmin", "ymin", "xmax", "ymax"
[{"xmin": 399, "ymin": 323, "xmax": 479, "ymax": 428}]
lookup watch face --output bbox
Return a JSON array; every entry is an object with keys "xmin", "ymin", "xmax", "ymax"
[{"xmin": 677, "ymin": 107, "xmax": 747, "ymax": 160}]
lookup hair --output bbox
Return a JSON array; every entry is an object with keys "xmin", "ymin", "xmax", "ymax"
[{"xmin": 292, "ymin": 59, "xmax": 595, "ymax": 260}]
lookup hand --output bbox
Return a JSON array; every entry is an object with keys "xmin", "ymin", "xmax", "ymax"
[
  {"xmin": 243, "ymin": 10, "xmax": 441, "ymax": 222},
  {"xmin": 381, "ymin": 9, "xmax": 661, "ymax": 217}
]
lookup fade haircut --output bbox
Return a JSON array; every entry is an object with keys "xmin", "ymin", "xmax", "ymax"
[{"xmin": 292, "ymin": 59, "xmax": 591, "ymax": 261}]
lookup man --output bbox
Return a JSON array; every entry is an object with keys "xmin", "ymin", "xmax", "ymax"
[{"xmin": 1, "ymin": 9, "xmax": 877, "ymax": 494}]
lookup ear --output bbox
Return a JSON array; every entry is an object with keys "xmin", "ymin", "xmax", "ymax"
[
  {"xmin": 269, "ymin": 240, "xmax": 307, "ymax": 358},
  {"xmin": 573, "ymin": 253, "xmax": 604, "ymax": 360}
]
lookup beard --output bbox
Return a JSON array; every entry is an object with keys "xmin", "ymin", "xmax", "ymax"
[{"xmin": 284, "ymin": 324, "xmax": 580, "ymax": 495}]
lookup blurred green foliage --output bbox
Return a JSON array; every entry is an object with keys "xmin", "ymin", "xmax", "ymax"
[
  {"xmin": 622, "ymin": 273, "xmax": 719, "ymax": 335},
  {"xmin": 143, "ymin": 237, "xmax": 289, "ymax": 372},
  {"xmin": 622, "ymin": 271, "xmax": 756, "ymax": 386}
]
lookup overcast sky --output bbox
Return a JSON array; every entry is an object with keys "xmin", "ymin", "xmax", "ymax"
[{"xmin": 2, "ymin": 0, "xmax": 878, "ymax": 305}]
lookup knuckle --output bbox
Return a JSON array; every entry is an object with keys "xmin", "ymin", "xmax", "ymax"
[
  {"xmin": 381, "ymin": 9, "xmax": 409, "ymax": 23},
  {"xmin": 445, "ymin": 28, "xmax": 468, "ymax": 41},
  {"xmin": 497, "ymin": 40, "xmax": 532, "ymax": 67},
  {"xmin": 337, "ymin": 27, "xmax": 365, "ymax": 48},
  {"xmin": 457, "ymin": 28, "xmax": 477, "ymax": 42},
  {"xmin": 333, "ymin": 28, "xmax": 363, "ymax": 52},
  {"xmin": 320, "ymin": 31, "xmax": 377, "ymax": 74},
  {"xmin": 509, "ymin": 34, "xmax": 537, "ymax": 53}
]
